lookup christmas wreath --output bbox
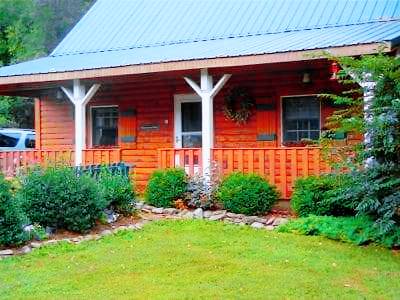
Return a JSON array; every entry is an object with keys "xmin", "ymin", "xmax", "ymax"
[{"xmin": 223, "ymin": 87, "xmax": 254, "ymax": 124}]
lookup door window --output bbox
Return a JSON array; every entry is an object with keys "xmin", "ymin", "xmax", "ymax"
[{"xmin": 181, "ymin": 102, "xmax": 202, "ymax": 148}]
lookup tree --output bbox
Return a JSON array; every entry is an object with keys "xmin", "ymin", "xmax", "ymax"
[
  {"xmin": 321, "ymin": 52, "xmax": 400, "ymax": 234},
  {"xmin": 0, "ymin": 0, "xmax": 94, "ymax": 128}
]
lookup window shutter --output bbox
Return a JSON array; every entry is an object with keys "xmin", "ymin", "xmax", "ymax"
[
  {"xmin": 256, "ymin": 98, "xmax": 277, "ymax": 146},
  {"xmin": 119, "ymin": 106, "xmax": 137, "ymax": 148}
]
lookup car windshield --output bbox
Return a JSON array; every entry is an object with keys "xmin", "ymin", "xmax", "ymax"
[{"xmin": 0, "ymin": 132, "xmax": 21, "ymax": 147}]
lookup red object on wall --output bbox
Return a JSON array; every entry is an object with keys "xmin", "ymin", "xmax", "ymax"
[{"xmin": 330, "ymin": 62, "xmax": 340, "ymax": 80}]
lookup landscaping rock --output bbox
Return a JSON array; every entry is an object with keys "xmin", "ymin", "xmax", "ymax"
[
  {"xmin": 250, "ymin": 222, "xmax": 264, "ymax": 229},
  {"xmin": 44, "ymin": 239, "xmax": 58, "ymax": 245},
  {"xmin": 100, "ymin": 229, "xmax": 112, "ymax": 236},
  {"xmin": 226, "ymin": 212, "xmax": 238, "ymax": 218},
  {"xmin": 209, "ymin": 213, "xmax": 225, "ymax": 221},
  {"xmin": 152, "ymin": 207, "xmax": 164, "ymax": 214},
  {"xmin": 115, "ymin": 226, "xmax": 128, "ymax": 232},
  {"xmin": 273, "ymin": 217, "xmax": 288, "ymax": 226},
  {"xmin": 135, "ymin": 202, "xmax": 144, "ymax": 210},
  {"xmin": 0, "ymin": 249, "xmax": 13, "ymax": 256},
  {"xmin": 128, "ymin": 224, "xmax": 138, "ymax": 230},
  {"xmin": 212, "ymin": 210, "xmax": 227, "ymax": 216},
  {"xmin": 243, "ymin": 216, "xmax": 258, "ymax": 224},
  {"xmin": 255, "ymin": 217, "xmax": 267, "ymax": 224},
  {"xmin": 183, "ymin": 211, "xmax": 194, "ymax": 219},
  {"xmin": 203, "ymin": 210, "xmax": 213, "ymax": 218},
  {"xmin": 104, "ymin": 208, "xmax": 119, "ymax": 223},
  {"xmin": 82, "ymin": 235, "xmax": 95, "ymax": 241},
  {"xmin": 70, "ymin": 237, "xmax": 81, "ymax": 243},
  {"xmin": 163, "ymin": 208, "xmax": 178, "ymax": 215},
  {"xmin": 193, "ymin": 208, "xmax": 204, "ymax": 219},
  {"xmin": 30, "ymin": 242, "xmax": 41, "ymax": 248},
  {"xmin": 265, "ymin": 225, "xmax": 275, "ymax": 231},
  {"xmin": 265, "ymin": 216, "xmax": 275, "ymax": 225},
  {"xmin": 20, "ymin": 246, "xmax": 31, "ymax": 254}
]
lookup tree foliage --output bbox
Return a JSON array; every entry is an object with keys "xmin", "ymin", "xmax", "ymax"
[
  {"xmin": 320, "ymin": 52, "xmax": 400, "ymax": 235},
  {"xmin": 0, "ymin": 0, "xmax": 94, "ymax": 128}
]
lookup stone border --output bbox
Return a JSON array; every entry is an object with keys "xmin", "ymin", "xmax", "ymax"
[
  {"xmin": 138, "ymin": 202, "xmax": 289, "ymax": 229},
  {"xmin": 0, "ymin": 203, "xmax": 289, "ymax": 259}
]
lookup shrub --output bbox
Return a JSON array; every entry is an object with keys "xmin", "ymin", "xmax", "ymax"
[
  {"xmin": 291, "ymin": 174, "xmax": 355, "ymax": 217},
  {"xmin": 98, "ymin": 168, "xmax": 136, "ymax": 215},
  {"xmin": 145, "ymin": 168, "xmax": 187, "ymax": 208},
  {"xmin": 277, "ymin": 215, "xmax": 400, "ymax": 248},
  {"xmin": 0, "ymin": 174, "xmax": 29, "ymax": 246},
  {"xmin": 185, "ymin": 174, "xmax": 219, "ymax": 209},
  {"xmin": 216, "ymin": 172, "xmax": 278, "ymax": 215},
  {"xmin": 18, "ymin": 166, "xmax": 106, "ymax": 233}
]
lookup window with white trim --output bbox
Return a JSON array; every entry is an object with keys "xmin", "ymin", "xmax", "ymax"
[
  {"xmin": 282, "ymin": 96, "xmax": 320, "ymax": 142},
  {"xmin": 92, "ymin": 106, "xmax": 118, "ymax": 147}
]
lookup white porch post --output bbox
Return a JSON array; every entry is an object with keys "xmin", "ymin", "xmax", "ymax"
[
  {"xmin": 361, "ymin": 74, "xmax": 376, "ymax": 167},
  {"xmin": 184, "ymin": 69, "xmax": 231, "ymax": 180},
  {"xmin": 61, "ymin": 79, "xmax": 101, "ymax": 166}
]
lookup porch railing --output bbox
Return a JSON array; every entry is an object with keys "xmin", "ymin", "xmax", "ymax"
[
  {"xmin": 158, "ymin": 148, "xmax": 202, "ymax": 176},
  {"xmin": 0, "ymin": 148, "xmax": 121, "ymax": 177},
  {"xmin": 158, "ymin": 147, "xmax": 331, "ymax": 199}
]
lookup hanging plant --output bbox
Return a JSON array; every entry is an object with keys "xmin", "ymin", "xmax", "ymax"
[{"xmin": 223, "ymin": 87, "xmax": 254, "ymax": 124}]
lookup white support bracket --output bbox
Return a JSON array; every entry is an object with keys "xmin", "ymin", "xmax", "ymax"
[
  {"xmin": 61, "ymin": 79, "xmax": 101, "ymax": 166},
  {"xmin": 184, "ymin": 69, "xmax": 231, "ymax": 181}
]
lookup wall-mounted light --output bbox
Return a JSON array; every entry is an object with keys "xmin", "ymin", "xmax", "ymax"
[
  {"xmin": 56, "ymin": 89, "xmax": 64, "ymax": 100},
  {"xmin": 302, "ymin": 71, "xmax": 311, "ymax": 84}
]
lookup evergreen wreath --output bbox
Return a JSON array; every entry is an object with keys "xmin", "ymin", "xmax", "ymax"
[{"xmin": 223, "ymin": 87, "xmax": 254, "ymax": 124}]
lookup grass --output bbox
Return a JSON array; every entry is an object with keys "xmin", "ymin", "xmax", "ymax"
[{"xmin": 0, "ymin": 220, "xmax": 399, "ymax": 299}]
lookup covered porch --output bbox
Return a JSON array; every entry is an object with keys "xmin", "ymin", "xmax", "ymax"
[{"xmin": 0, "ymin": 59, "xmax": 353, "ymax": 199}]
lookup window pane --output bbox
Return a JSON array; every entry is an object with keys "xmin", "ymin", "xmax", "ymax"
[
  {"xmin": 92, "ymin": 107, "xmax": 118, "ymax": 147},
  {"xmin": 283, "ymin": 96, "xmax": 320, "ymax": 142},
  {"xmin": 182, "ymin": 134, "xmax": 202, "ymax": 148},
  {"xmin": 299, "ymin": 131, "xmax": 309, "ymax": 140},
  {"xmin": 182, "ymin": 102, "xmax": 201, "ymax": 132},
  {"xmin": 298, "ymin": 119, "xmax": 309, "ymax": 130},
  {"xmin": 25, "ymin": 134, "xmax": 35, "ymax": 148},
  {"xmin": 285, "ymin": 120, "xmax": 298, "ymax": 130},
  {"xmin": 284, "ymin": 131, "xmax": 297, "ymax": 142},
  {"xmin": 309, "ymin": 119, "xmax": 319, "ymax": 129},
  {"xmin": 309, "ymin": 131, "xmax": 320, "ymax": 140},
  {"xmin": 0, "ymin": 133, "xmax": 20, "ymax": 147}
]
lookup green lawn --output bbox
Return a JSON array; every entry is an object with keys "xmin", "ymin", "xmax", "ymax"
[{"xmin": 0, "ymin": 220, "xmax": 399, "ymax": 299}]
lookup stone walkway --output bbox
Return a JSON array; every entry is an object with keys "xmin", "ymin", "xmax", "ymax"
[{"xmin": 0, "ymin": 203, "xmax": 289, "ymax": 259}]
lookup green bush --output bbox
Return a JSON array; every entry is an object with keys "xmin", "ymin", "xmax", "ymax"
[
  {"xmin": 98, "ymin": 168, "xmax": 136, "ymax": 215},
  {"xmin": 0, "ymin": 174, "xmax": 29, "ymax": 246},
  {"xmin": 291, "ymin": 174, "xmax": 355, "ymax": 217},
  {"xmin": 145, "ymin": 168, "xmax": 187, "ymax": 207},
  {"xmin": 18, "ymin": 166, "xmax": 106, "ymax": 233},
  {"xmin": 340, "ymin": 166, "xmax": 400, "ymax": 234},
  {"xmin": 277, "ymin": 215, "xmax": 400, "ymax": 248},
  {"xmin": 216, "ymin": 172, "xmax": 278, "ymax": 215}
]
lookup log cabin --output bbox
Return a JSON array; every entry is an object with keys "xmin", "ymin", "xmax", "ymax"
[{"xmin": 0, "ymin": 0, "xmax": 399, "ymax": 199}]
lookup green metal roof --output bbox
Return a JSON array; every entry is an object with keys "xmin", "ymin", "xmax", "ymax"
[{"xmin": 0, "ymin": 0, "xmax": 399, "ymax": 77}]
